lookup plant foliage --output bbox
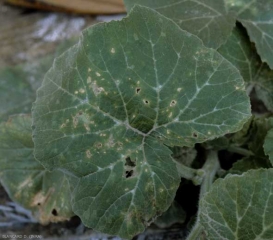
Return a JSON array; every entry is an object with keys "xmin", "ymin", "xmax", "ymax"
[{"xmin": 1, "ymin": 1, "xmax": 273, "ymax": 239}]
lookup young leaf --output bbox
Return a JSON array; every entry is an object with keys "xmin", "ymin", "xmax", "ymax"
[
  {"xmin": 229, "ymin": 156, "xmax": 271, "ymax": 175},
  {"xmin": 0, "ymin": 115, "xmax": 73, "ymax": 224},
  {"xmin": 200, "ymin": 169, "xmax": 273, "ymax": 240},
  {"xmin": 227, "ymin": 0, "xmax": 273, "ymax": 69},
  {"xmin": 218, "ymin": 26, "xmax": 273, "ymax": 111},
  {"xmin": 124, "ymin": 0, "xmax": 235, "ymax": 49},
  {"xmin": 32, "ymin": 6, "xmax": 250, "ymax": 238},
  {"xmin": 264, "ymin": 128, "xmax": 273, "ymax": 165}
]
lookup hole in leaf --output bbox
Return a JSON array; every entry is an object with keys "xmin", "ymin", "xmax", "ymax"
[
  {"xmin": 51, "ymin": 209, "xmax": 58, "ymax": 216},
  {"xmin": 124, "ymin": 157, "xmax": 136, "ymax": 178},
  {"xmin": 170, "ymin": 100, "xmax": 177, "ymax": 107},
  {"xmin": 136, "ymin": 88, "xmax": 141, "ymax": 94},
  {"xmin": 125, "ymin": 157, "xmax": 136, "ymax": 167},
  {"xmin": 97, "ymin": 143, "xmax": 102, "ymax": 148},
  {"xmin": 37, "ymin": 202, "xmax": 41, "ymax": 206},
  {"xmin": 125, "ymin": 170, "xmax": 134, "ymax": 178},
  {"xmin": 192, "ymin": 132, "xmax": 198, "ymax": 138},
  {"xmin": 144, "ymin": 100, "xmax": 149, "ymax": 104}
]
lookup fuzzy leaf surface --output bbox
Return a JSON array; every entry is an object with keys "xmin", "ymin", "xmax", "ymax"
[
  {"xmin": 227, "ymin": 0, "xmax": 273, "ymax": 69},
  {"xmin": 0, "ymin": 115, "xmax": 73, "ymax": 224},
  {"xmin": 33, "ymin": 6, "xmax": 250, "ymax": 239},
  {"xmin": 200, "ymin": 169, "xmax": 273, "ymax": 240},
  {"xmin": 124, "ymin": 0, "xmax": 235, "ymax": 49},
  {"xmin": 219, "ymin": 26, "xmax": 273, "ymax": 111}
]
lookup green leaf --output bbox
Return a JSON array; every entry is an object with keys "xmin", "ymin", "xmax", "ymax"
[
  {"xmin": 0, "ymin": 39, "xmax": 76, "ymax": 122},
  {"xmin": 124, "ymin": 0, "xmax": 235, "ymax": 49},
  {"xmin": 33, "ymin": 6, "xmax": 250, "ymax": 238},
  {"xmin": 227, "ymin": 0, "xmax": 273, "ymax": 69},
  {"xmin": 0, "ymin": 115, "xmax": 73, "ymax": 224},
  {"xmin": 171, "ymin": 146, "xmax": 197, "ymax": 167},
  {"xmin": 229, "ymin": 156, "xmax": 271, "ymax": 175},
  {"xmin": 154, "ymin": 201, "xmax": 186, "ymax": 228},
  {"xmin": 200, "ymin": 169, "xmax": 273, "ymax": 240},
  {"xmin": 264, "ymin": 128, "xmax": 273, "ymax": 165},
  {"xmin": 0, "ymin": 65, "xmax": 41, "ymax": 122},
  {"xmin": 218, "ymin": 25, "xmax": 273, "ymax": 111}
]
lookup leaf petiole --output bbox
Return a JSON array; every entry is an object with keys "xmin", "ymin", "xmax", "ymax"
[
  {"xmin": 186, "ymin": 151, "xmax": 220, "ymax": 240},
  {"xmin": 175, "ymin": 162, "xmax": 205, "ymax": 185},
  {"xmin": 227, "ymin": 145, "xmax": 254, "ymax": 157}
]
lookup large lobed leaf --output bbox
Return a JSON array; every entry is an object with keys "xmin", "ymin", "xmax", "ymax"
[
  {"xmin": 219, "ymin": 26, "xmax": 273, "ymax": 111},
  {"xmin": 125, "ymin": 0, "xmax": 273, "ymax": 69},
  {"xmin": 227, "ymin": 0, "xmax": 273, "ymax": 69},
  {"xmin": 200, "ymin": 169, "xmax": 273, "ymax": 240},
  {"xmin": 32, "ymin": 6, "xmax": 250, "ymax": 238},
  {"xmin": 0, "ymin": 39, "xmax": 76, "ymax": 122},
  {"xmin": 124, "ymin": 0, "xmax": 235, "ymax": 49},
  {"xmin": 0, "ymin": 115, "xmax": 73, "ymax": 223}
]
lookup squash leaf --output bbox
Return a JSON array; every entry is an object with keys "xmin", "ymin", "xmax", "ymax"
[
  {"xmin": 0, "ymin": 39, "xmax": 76, "ymax": 122},
  {"xmin": 32, "ymin": 6, "xmax": 251, "ymax": 239},
  {"xmin": 219, "ymin": 25, "xmax": 273, "ymax": 111},
  {"xmin": 124, "ymin": 0, "xmax": 235, "ymax": 49},
  {"xmin": 227, "ymin": 0, "xmax": 273, "ymax": 69},
  {"xmin": 200, "ymin": 169, "xmax": 273, "ymax": 240},
  {"xmin": 0, "ymin": 115, "xmax": 74, "ymax": 224}
]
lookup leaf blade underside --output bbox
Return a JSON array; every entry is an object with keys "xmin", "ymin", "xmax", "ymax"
[{"xmin": 32, "ymin": 6, "xmax": 251, "ymax": 239}]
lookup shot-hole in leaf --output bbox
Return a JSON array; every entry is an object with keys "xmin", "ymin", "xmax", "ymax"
[
  {"xmin": 200, "ymin": 169, "xmax": 273, "ymax": 240},
  {"xmin": 32, "ymin": 5, "xmax": 250, "ymax": 239},
  {"xmin": 0, "ymin": 115, "xmax": 73, "ymax": 224}
]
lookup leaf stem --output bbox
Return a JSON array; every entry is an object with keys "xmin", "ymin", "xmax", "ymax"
[
  {"xmin": 227, "ymin": 145, "xmax": 254, "ymax": 157},
  {"xmin": 185, "ymin": 151, "xmax": 220, "ymax": 240},
  {"xmin": 176, "ymin": 162, "xmax": 205, "ymax": 185}
]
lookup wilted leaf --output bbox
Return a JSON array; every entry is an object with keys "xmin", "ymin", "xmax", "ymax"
[
  {"xmin": 219, "ymin": 26, "xmax": 273, "ymax": 111},
  {"xmin": 124, "ymin": 0, "xmax": 235, "ymax": 49},
  {"xmin": 200, "ymin": 169, "xmax": 273, "ymax": 240},
  {"xmin": 0, "ymin": 115, "xmax": 74, "ymax": 224},
  {"xmin": 227, "ymin": 0, "xmax": 273, "ymax": 69},
  {"xmin": 32, "ymin": 6, "xmax": 250, "ymax": 239}
]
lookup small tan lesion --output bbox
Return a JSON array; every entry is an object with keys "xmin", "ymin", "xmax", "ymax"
[
  {"xmin": 86, "ymin": 150, "xmax": 92, "ymax": 159},
  {"xmin": 170, "ymin": 100, "xmax": 177, "ymax": 107},
  {"xmin": 89, "ymin": 81, "xmax": 105, "ymax": 96}
]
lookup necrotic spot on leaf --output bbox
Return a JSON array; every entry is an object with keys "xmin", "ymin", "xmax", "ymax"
[
  {"xmin": 51, "ymin": 209, "xmax": 58, "ymax": 216},
  {"xmin": 125, "ymin": 170, "xmax": 134, "ymax": 178},
  {"xmin": 125, "ymin": 156, "xmax": 136, "ymax": 167},
  {"xmin": 124, "ymin": 157, "xmax": 136, "ymax": 178}
]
